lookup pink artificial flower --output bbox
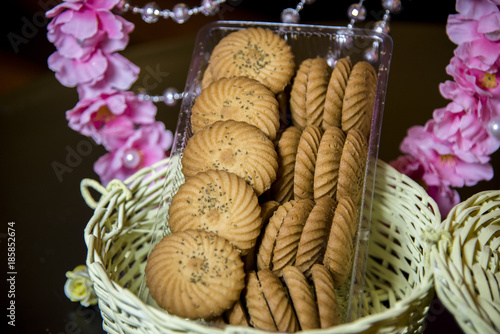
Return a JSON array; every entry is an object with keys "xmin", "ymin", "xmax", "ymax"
[
  {"xmin": 400, "ymin": 122, "xmax": 494, "ymax": 188},
  {"xmin": 76, "ymin": 52, "xmax": 140, "ymax": 99},
  {"xmin": 66, "ymin": 90, "xmax": 157, "ymax": 149},
  {"xmin": 447, "ymin": 1, "xmax": 500, "ymax": 72},
  {"xmin": 48, "ymin": 49, "xmax": 139, "ymax": 97},
  {"xmin": 432, "ymin": 101, "xmax": 500, "ymax": 162},
  {"xmin": 427, "ymin": 185, "xmax": 461, "ymax": 219},
  {"xmin": 455, "ymin": 0, "xmax": 500, "ymax": 23},
  {"xmin": 46, "ymin": 0, "xmax": 133, "ymax": 59},
  {"xmin": 439, "ymin": 80, "xmax": 477, "ymax": 111},
  {"xmin": 445, "ymin": 56, "xmax": 500, "ymax": 98},
  {"xmin": 94, "ymin": 122, "xmax": 174, "ymax": 185}
]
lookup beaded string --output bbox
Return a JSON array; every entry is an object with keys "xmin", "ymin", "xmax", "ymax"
[
  {"xmin": 281, "ymin": 0, "xmax": 316, "ymax": 24},
  {"xmin": 119, "ymin": 0, "xmax": 226, "ymax": 24},
  {"xmin": 347, "ymin": 0, "xmax": 401, "ymax": 34}
]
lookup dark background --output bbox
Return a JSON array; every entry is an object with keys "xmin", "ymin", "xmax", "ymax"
[{"xmin": 2, "ymin": 0, "xmax": 497, "ymax": 333}]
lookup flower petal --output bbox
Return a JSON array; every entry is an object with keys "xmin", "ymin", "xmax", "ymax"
[{"xmin": 60, "ymin": 8, "xmax": 98, "ymax": 40}]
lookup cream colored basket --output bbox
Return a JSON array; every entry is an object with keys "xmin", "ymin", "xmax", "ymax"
[
  {"xmin": 82, "ymin": 158, "xmax": 442, "ymax": 334},
  {"xmin": 430, "ymin": 190, "xmax": 500, "ymax": 334}
]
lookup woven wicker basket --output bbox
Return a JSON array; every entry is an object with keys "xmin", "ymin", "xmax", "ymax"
[
  {"xmin": 430, "ymin": 190, "xmax": 500, "ymax": 334},
  {"xmin": 82, "ymin": 158, "xmax": 443, "ymax": 334}
]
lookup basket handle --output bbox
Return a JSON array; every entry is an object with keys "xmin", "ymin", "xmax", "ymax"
[{"xmin": 80, "ymin": 178, "xmax": 133, "ymax": 209}]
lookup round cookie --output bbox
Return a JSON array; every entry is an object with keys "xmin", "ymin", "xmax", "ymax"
[
  {"xmin": 145, "ymin": 229, "xmax": 245, "ymax": 320},
  {"xmin": 208, "ymin": 27, "xmax": 295, "ymax": 94},
  {"xmin": 295, "ymin": 197, "xmax": 337, "ymax": 276},
  {"xmin": 257, "ymin": 268, "xmax": 299, "ymax": 333},
  {"xmin": 310, "ymin": 264, "xmax": 341, "ymax": 328},
  {"xmin": 245, "ymin": 271, "xmax": 277, "ymax": 331},
  {"xmin": 323, "ymin": 57, "xmax": 353, "ymax": 130},
  {"xmin": 290, "ymin": 57, "xmax": 332, "ymax": 129},
  {"xmin": 313, "ymin": 126, "xmax": 346, "ymax": 201},
  {"xmin": 341, "ymin": 61, "xmax": 377, "ymax": 138},
  {"xmin": 281, "ymin": 265, "xmax": 320, "ymax": 330},
  {"xmin": 168, "ymin": 169, "xmax": 262, "ymax": 255},
  {"xmin": 337, "ymin": 128, "xmax": 368, "ymax": 204},
  {"xmin": 294, "ymin": 124, "xmax": 323, "ymax": 201},
  {"xmin": 271, "ymin": 126, "xmax": 302, "ymax": 204},
  {"xmin": 181, "ymin": 120, "xmax": 278, "ymax": 196},
  {"xmin": 191, "ymin": 76, "xmax": 280, "ymax": 140}
]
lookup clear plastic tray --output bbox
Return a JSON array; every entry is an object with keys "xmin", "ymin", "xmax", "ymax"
[{"xmin": 142, "ymin": 20, "xmax": 392, "ymax": 325}]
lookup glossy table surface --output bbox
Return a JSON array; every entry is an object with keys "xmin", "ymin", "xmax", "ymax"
[{"xmin": 1, "ymin": 1, "xmax": 499, "ymax": 333}]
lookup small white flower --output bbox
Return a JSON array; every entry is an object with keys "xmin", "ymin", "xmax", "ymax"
[{"xmin": 64, "ymin": 265, "xmax": 97, "ymax": 307}]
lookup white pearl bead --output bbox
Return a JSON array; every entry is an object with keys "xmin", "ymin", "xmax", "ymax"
[
  {"xmin": 347, "ymin": 4, "xmax": 367, "ymax": 21},
  {"xmin": 364, "ymin": 46, "xmax": 379, "ymax": 63},
  {"xmin": 163, "ymin": 87, "xmax": 179, "ymax": 106},
  {"xmin": 382, "ymin": 0, "xmax": 401, "ymax": 13},
  {"xmin": 142, "ymin": 2, "xmax": 160, "ymax": 23},
  {"xmin": 487, "ymin": 116, "xmax": 500, "ymax": 140},
  {"xmin": 281, "ymin": 8, "xmax": 300, "ymax": 24},
  {"xmin": 114, "ymin": 0, "xmax": 130, "ymax": 15},
  {"xmin": 336, "ymin": 33, "xmax": 353, "ymax": 49},
  {"xmin": 201, "ymin": 0, "xmax": 219, "ymax": 16},
  {"xmin": 325, "ymin": 51, "xmax": 337, "ymax": 68},
  {"xmin": 123, "ymin": 148, "xmax": 142, "ymax": 169},
  {"xmin": 373, "ymin": 21, "xmax": 390, "ymax": 34},
  {"xmin": 172, "ymin": 3, "xmax": 190, "ymax": 23}
]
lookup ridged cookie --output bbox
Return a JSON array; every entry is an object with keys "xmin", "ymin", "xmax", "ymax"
[
  {"xmin": 208, "ymin": 27, "xmax": 295, "ymax": 94},
  {"xmin": 145, "ymin": 229, "xmax": 245, "ymax": 320},
  {"xmin": 257, "ymin": 268, "xmax": 299, "ymax": 333},
  {"xmin": 201, "ymin": 63, "xmax": 215, "ymax": 89},
  {"xmin": 168, "ymin": 169, "xmax": 262, "ymax": 255},
  {"xmin": 242, "ymin": 200, "xmax": 280, "ymax": 272},
  {"xmin": 323, "ymin": 57, "xmax": 353, "ymax": 130},
  {"xmin": 310, "ymin": 264, "xmax": 341, "ymax": 328},
  {"xmin": 281, "ymin": 265, "xmax": 320, "ymax": 330},
  {"xmin": 290, "ymin": 57, "xmax": 332, "ymax": 129},
  {"xmin": 313, "ymin": 126, "xmax": 346, "ymax": 201},
  {"xmin": 245, "ymin": 271, "xmax": 277, "ymax": 331},
  {"xmin": 341, "ymin": 61, "xmax": 377, "ymax": 137},
  {"xmin": 272, "ymin": 198, "xmax": 315, "ymax": 275},
  {"xmin": 337, "ymin": 128, "xmax": 368, "ymax": 204},
  {"xmin": 224, "ymin": 299, "xmax": 250, "ymax": 327},
  {"xmin": 294, "ymin": 125, "xmax": 323, "ymax": 201},
  {"xmin": 323, "ymin": 199, "xmax": 356, "ymax": 287},
  {"xmin": 271, "ymin": 126, "xmax": 302, "ymax": 204},
  {"xmin": 191, "ymin": 76, "xmax": 280, "ymax": 140},
  {"xmin": 256, "ymin": 200, "xmax": 296, "ymax": 270},
  {"xmin": 181, "ymin": 120, "xmax": 278, "ymax": 196},
  {"xmin": 260, "ymin": 200, "xmax": 280, "ymax": 224},
  {"xmin": 333, "ymin": 196, "xmax": 359, "ymax": 238},
  {"xmin": 295, "ymin": 197, "xmax": 337, "ymax": 276}
]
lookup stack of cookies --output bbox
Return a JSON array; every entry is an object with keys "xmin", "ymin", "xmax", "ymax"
[{"xmin": 145, "ymin": 27, "xmax": 378, "ymax": 331}]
